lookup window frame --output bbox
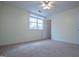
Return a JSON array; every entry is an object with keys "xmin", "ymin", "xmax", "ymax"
[{"xmin": 29, "ymin": 16, "xmax": 44, "ymax": 30}]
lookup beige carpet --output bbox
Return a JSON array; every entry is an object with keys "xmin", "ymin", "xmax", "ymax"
[{"xmin": 0, "ymin": 39, "xmax": 79, "ymax": 57}]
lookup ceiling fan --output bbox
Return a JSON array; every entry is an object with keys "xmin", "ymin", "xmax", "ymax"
[{"xmin": 41, "ymin": 1, "xmax": 54, "ymax": 10}]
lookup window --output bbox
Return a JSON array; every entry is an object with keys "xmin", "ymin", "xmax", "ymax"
[{"xmin": 29, "ymin": 15, "xmax": 44, "ymax": 30}]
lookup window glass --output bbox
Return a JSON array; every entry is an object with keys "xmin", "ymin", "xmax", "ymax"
[
  {"xmin": 30, "ymin": 23, "xmax": 37, "ymax": 29},
  {"xmin": 29, "ymin": 14, "xmax": 44, "ymax": 30},
  {"xmin": 38, "ymin": 23, "xmax": 43, "ymax": 30},
  {"xmin": 38, "ymin": 19, "xmax": 43, "ymax": 24},
  {"xmin": 30, "ymin": 17, "xmax": 37, "ymax": 23}
]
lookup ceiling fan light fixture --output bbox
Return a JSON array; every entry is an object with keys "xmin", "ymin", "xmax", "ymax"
[
  {"xmin": 43, "ymin": 5, "xmax": 50, "ymax": 9},
  {"xmin": 41, "ymin": 3, "xmax": 45, "ymax": 7},
  {"xmin": 41, "ymin": 1, "xmax": 54, "ymax": 10}
]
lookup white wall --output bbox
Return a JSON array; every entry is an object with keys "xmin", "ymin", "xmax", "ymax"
[
  {"xmin": 51, "ymin": 7, "xmax": 79, "ymax": 44},
  {"xmin": 0, "ymin": 4, "xmax": 48, "ymax": 45}
]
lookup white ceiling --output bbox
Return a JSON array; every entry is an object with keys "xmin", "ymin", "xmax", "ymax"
[{"xmin": 2, "ymin": 1, "xmax": 79, "ymax": 18}]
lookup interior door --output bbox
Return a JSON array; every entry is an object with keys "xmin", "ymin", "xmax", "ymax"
[{"xmin": 76, "ymin": 13, "xmax": 79, "ymax": 43}]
